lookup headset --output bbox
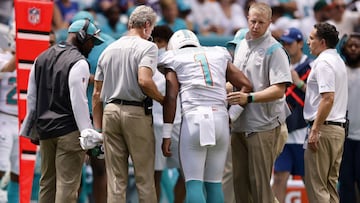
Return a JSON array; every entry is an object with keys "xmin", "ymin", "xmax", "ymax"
[{"xmin": 76, "ymin": 18, "xmax": 90, "ymax": 44}]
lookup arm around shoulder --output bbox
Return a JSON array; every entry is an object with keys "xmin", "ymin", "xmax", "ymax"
[{"xmin": 138, "ymin": 66, "xmax": 164, "ymax": 104}]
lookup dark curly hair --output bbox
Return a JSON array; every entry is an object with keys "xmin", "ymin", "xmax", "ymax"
[
  {"xmin": 314, "ymin": 22, "xmax": 339, "ymax": 48},
  {"xmin": 152, "ymin": 25, "xmax": 174, "ymax": 42}
]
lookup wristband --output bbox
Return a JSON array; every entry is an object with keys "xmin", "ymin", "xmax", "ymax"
[
  {"xmin": 162, "ymin": 123, "xmax": 173, "ymax": 139},
  {"xmin": 95, "ymin": 128, "xmax": 102, "ymax": 133},
  {"xmin": 247, "ymin": 93, "xmax": 254, "ymax": 103},
  {"xmin": 296, "ymin": 80, "xmax": 305, "ymax": 89}
]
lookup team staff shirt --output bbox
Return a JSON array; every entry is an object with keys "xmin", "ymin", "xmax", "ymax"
[
  {"xmin": 20, "ymin": 59, "xmax": 92, "ymax": 136},
  {"xmin": 95, "ymin": 35, "xmax": 158, "ymax": 103},
  {"xmin": 0, "ymin": 52, "xmax": 17, "ymax": 116},
  {"xmin": 159, "ymin": 46, "xmax": 231, "ymax": 113},
  {"xmin": 303, "ymin": 49, "xmax": 348, "ymax": 123},
  {"xmin": 347, "ymin": 65, "xmax": 360, "ymax": 141},
  {"xmin": 232, "ymin": 30, "xmax": 292, "ymax": 133}
]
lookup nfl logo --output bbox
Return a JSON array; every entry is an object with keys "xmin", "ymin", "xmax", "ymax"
[{"xmin": 28, "ymin": 7, "xmax": 40, "ymax": 25}]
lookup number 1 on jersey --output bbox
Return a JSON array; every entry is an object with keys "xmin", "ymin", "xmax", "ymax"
[{"xmin": 194, "ymin": 53, "xmax": 213, "ymax": 86}]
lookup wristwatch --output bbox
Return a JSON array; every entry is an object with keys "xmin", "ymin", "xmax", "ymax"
[{"xmin": 247, "ymin": 93, "xmax": 253, "ymax": 103}]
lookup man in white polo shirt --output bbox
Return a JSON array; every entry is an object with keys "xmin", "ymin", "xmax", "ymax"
[{"xmin": 304, "ymin": 22, "xmax": 348, "ymax": 203}]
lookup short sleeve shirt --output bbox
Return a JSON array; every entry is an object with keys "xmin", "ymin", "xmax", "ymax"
[
  {"xmin": 95, "ymin": 35, "xmax": 158, "ymax": 103},
  {"xmin": 159, "ymin": 46, "xmax": 232, "ymax": 112},
  {"xmin": 303, "ymin": 49, "xmax": 348, "ymax": 123},
  {"xmin": 232, "ymin": 31, "xmax": 292, "ymax": 132}
]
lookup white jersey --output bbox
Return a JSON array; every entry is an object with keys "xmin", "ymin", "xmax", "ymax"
[
  {"xmin": 0, "ymin": 52, "xmax": 17, "ymax": 116},
  {"xmin": 159, "ymin": 46, "xmax": 231, "ymax": 113}
]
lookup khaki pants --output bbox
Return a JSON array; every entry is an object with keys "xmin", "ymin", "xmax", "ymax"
[
  {"xmin": 222, "ymin": 140, "xmax": 235, "ymax": 203},
  {"xmin": 304, "ymin": 125, "xmax": 345, "ymax": 203},
  {"xmin": 39, "ymin": 131, "xmax": 85, "ymax": 203},
  {"xmin": 231, "ymin": 123, "xmax": 287, "ymax": 203},
  {"xmin": 103, "ymin": 103, "xmax": 157, "ymax": 203}
]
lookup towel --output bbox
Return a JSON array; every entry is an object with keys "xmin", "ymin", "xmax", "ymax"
[
  {"xmin": 197, "ymin": 106, "xmax": 216, "ymax": 147},
  {"xmin": 228, "ymin": 105, "xmax": 244, "ymax": 123},
  {"xmin": 79, "ymin": 129, "xmax": 103, "ymax": 150}
]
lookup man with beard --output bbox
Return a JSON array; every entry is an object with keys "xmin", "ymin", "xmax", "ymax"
[
  {"xmin": 339, "ymin": 32, "xmax": 360, "ymax": 203},
  {"xmin": 20, "ymin": 19, "xmax": 104, "ymax": 203}
]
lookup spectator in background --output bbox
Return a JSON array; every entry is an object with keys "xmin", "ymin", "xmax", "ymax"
[
  {"xmin": 186, "ymin": 0, "xmax": 225, "ymax": 36},
  {"xmin": 92, "ymin": 5, "xmax": 162, "ymax": 203},
  {"xmin": 257, "ymin": 0, "xmax": 298, "ymax": 18},
  {"xmin": 20, "ymin": 19, "xmax": 104, "ymax": 203},
  {"xmin": 270, "ymin": 5, "xmax": 300, "ymax": 40},
  {"xmin": 278, "ymin": 0, "xmax": 298, "ymax": 18},
  {"xmin": 99, "ymin": 6, "xmax": 127, "ymax": 39},
  {"xmin": 71, "ymin": 0, "xmax": 96, "ymax": 10},
  {"xmin": 227, "ymin": 2, "xmax": 292, "ymax": 202},
  {"xmin": 157, "ymin": 0, "xmax": 188, "ymax": 32},
  {"xmin": 52, "ymin": 3, "xmax": 69, "ymax": 32},
  {"xmin": 217, "ymin": 0, "xmax": 248, "ymax": 36},
  {"xmin": 126, "ymin": 0, "xmax": 161, "ymax": 17},
  {"xmin": 151, "ymin": 25, "xmax": 186, "ymax": 203},
  {"xmin": 96, "ymin": 0, "xmax": 121, "ymax": 13},
  {"xmin": 327, "ymin": 0, "xmax": 360, "ymax": 37},
  {"xmin": 347, "ymin": 1, "xmax": 360, "ymax": 32},
  {"xmin": 176, "ymin": 0, "xmax": 192, "ymax": 21},
  {"xmin": 292, "ymin": 0, "xmax": 317, "ymax": 19},
  {"xmin": 56, "ymin": 0, "xmax": 80, "ymax": 25},
  {"xmin": 272, "ymin": 27, "xmax": 312, "ymax": 203},
  {"xmin": 95, "ymin": 0, "xmax": 134, "ymax": 18},
  {"xmin": 300, "ymin": 0, "xmax": 331, "ymax": 37},
  {"xmin": 303, "ymin": 22, "xmax": 347, "ymax": 203},
  {"xmin": 339, "ymin": 32, "xmax": 360, "ymax": 203}
]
